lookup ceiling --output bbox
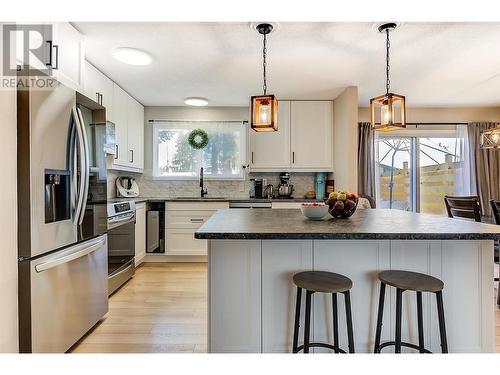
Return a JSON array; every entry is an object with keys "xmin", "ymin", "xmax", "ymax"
[{"xmin": 74, "ymin": 22, "xmax": 500, "ymax": 107}]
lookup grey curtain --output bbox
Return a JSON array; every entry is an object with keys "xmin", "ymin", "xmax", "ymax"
[
  {"xmin": 467, "ymin": 122, "xmax": 500, "ymax": 217},
  {"xmin": 357, "ymin": 122, "xmax": 375, "ymax": 198}
]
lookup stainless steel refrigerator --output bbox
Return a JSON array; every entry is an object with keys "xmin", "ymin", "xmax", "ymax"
[{"xmin": 17, "ymin": 77, "xmax": 109, "ymax": 353}]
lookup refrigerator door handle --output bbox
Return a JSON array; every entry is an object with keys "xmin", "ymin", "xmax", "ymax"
[
  {"xmin": 72, "ymin": 106, "xmax": 86, "ymax": 225},
  {"xmin": 34, "ymin": 236, "xmax": 106, "ymax": 273},
  {"xmin": 76, "ymin": 107, "xmax": 90, "ymax": 226}
]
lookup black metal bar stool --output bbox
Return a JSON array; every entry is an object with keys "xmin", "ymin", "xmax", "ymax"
[
  {"xmin": 374, "ymin": 270, "xmax": 448, "ymax": 354},
  {"xmin": 292, "ymin": 271, "xmax": 355, "ymax": 354}
]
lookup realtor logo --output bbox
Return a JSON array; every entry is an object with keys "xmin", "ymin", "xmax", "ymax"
[{"xmin": 2, "ymin": 24, "xmax": 54, "ymax": 76}]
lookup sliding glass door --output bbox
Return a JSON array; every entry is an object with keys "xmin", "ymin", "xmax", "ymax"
[{"xmin": 375, "ymin": 129, "xmax": 465, "ymax": 216}]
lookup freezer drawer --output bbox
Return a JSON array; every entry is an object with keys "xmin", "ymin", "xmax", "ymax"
[{"xmin": 22, "ymin": 235, "xmax": 109, "ymax": 353}]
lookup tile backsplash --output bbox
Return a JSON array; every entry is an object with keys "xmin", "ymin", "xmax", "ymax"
[{"xmin": 107, "ymin": 168, "xmax": 318, "ymax": 199}]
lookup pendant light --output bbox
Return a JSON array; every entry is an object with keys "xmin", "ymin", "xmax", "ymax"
[
  {"xmin": 479, "ymin": 126, "xmax": 500, "ymax": 149},
  {"xmin": 370, "ymin": 23, "xmax": 406, "ymax": 131},
  {"xmin": 251, "ymin": 23, "xmax": 278, "ymax": 132}
]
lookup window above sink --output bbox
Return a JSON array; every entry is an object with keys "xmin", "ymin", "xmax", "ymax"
[{"xmin": 152, "ymin": 120, "xmax": 247, "ymax": 180}]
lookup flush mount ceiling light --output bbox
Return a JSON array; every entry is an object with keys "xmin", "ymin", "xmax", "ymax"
[
  {"xmin": 184, "ymin": 97, "xmax": 209, "ymax": 106},
  {"xmin": 113, "ymin": 47, "xmax": 152, "ymax": 66},
  {"xmin": 251, "ymin": 23, "xmax": 278, "ymax": 132},
  {"xmin": 370, "ymin": 23, "xmax": 407, "ymax": 132},
  {"xmin": 479, "ymin": 126, "xmax": 500, "ymax": 149}
]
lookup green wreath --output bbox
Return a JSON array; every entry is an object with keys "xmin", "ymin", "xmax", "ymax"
[{"xmin": 188, "ymin": 129, "xmax": 209, "ymax": 149}]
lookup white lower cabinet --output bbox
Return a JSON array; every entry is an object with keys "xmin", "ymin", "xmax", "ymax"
[
  {"xmin": 165, "ymin": 202, "xmax": 229, "ymax": 256},
  {"xmin": 134, "ymin": 203, "xmax": 146, "ymax": 266},
  {"xmin": 209, "ymin": 239, "xmax": 261, "ymax": 353},
  {"xmin": 262, "ymin": 240, "xmax": 312, "ymax": 352},
  {"xmin": 271, "ymin": 202, "xmax": 303, "ymax": 209}
]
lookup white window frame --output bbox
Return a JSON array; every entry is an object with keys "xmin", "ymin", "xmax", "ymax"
[{"xmin": 152, "ymin": 120, "xmax": 247, "ymax": 181}]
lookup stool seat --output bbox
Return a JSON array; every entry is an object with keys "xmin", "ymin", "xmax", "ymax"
[
  {"xmin": 378, "ymin": 270, "xmax": 444, "ymax": 293},
  {"xmin": 293, "ymin": 271, "xmax": 352, "ymax": 293}
]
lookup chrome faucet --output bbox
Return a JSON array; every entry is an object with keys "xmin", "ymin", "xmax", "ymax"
[{"xmin": 200, "ymin": 167, "xmax": 208, "ymax": 198}]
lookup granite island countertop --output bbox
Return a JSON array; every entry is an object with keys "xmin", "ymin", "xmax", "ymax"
[
  {"xmin": 107, "ymin": 197, "xmax": 325, "ymax": 204},
  {"xmin": 194, "ymin": 208, "xmax": 500, "ymax": 240}
]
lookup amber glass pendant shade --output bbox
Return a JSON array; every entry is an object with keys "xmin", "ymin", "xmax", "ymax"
[
  {"xmin": 370, "ymin": 92, "xmax": 406, "ymax": 132},
  {"xmin": 479, "ymin": 126, "xmax": 500, "ymax": 149},
  {"xmin": 251, "ymin": 94, "xmax": 278, "ymax": 132}
]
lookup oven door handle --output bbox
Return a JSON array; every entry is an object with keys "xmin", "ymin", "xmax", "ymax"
[{"xmin": 108, "ymin": 212, "xmax": 136, "ymax": 230}]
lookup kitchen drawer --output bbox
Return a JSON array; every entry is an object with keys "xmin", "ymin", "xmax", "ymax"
[
  {"xmin": 165, "ymin": 228, "xmax": 207, "ymax": 256},
  {"xmin": 165, "ymin": 202, "xmax": 229, "ymax": 211},
  {"xmin": 166, "ymin": 211, "xmax": 213, "ymax": 229}
]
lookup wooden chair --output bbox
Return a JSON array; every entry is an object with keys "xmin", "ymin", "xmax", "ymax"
[
  {"xmin": 444, "ymin": 195, "xmax": 482, "ymax": 222},
  {"xmin": 491, "ymin": 200, "xmax": 500, "ymax": 225}
]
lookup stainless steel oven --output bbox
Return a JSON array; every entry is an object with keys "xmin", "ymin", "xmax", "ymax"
[{"xmin": 107, "ymin": 200, "xmax": 136, "ymax": 295}]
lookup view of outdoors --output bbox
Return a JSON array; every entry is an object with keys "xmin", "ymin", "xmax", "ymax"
[
  {"xmin": 376, "ymin": 135, "xmax": 465, "ymax": 215},
  {"xmin": 153, "ymin": 121, "xmax": 245, "ymax": 179}
]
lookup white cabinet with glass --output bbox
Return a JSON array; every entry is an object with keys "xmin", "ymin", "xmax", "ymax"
[
  {"xmin": 249, "ymin": 100, "xmax": 333, "ymax": 172},
  {"xmin": 111, "ymin": 83, "xmax": 144, "ymax": 172}
]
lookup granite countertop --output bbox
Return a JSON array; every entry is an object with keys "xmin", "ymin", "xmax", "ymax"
[
  {"xmin": 194, "ymin": 208, "xmax": 500, "ymax": 240},
  {"xmin": 107, "ymin": 197, "xmax": 325, "ymax": 204}
]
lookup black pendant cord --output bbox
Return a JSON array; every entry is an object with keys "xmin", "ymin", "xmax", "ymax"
[
  {"xmin": 262, "ymin": 32, "xmax": 267, "ymax": 95},
  {"xmin": 385, "ymin": 29, "xmax": 390, "ymax": 95}
]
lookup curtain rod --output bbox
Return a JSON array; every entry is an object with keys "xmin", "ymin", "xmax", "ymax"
[{"xmin": 149, "ymin": 119, "xmax": 248, "ymax": 123}]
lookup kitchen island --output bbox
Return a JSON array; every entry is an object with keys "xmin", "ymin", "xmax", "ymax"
[{"xmin": 195, "ymin": 208, "xmax": 500, "ymax": 353}]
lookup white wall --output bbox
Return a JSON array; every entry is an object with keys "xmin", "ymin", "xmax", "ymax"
[
  {"xmin": 0, "ymin": 24, "xmax": 18, "ymax": 352},
  {"xmin": 358, "ymin": 106, "xmax": 500, "ymax": 123},
  {"xmin": 333, "ymin": 87, "xmax": 358, "ymax": 192}
]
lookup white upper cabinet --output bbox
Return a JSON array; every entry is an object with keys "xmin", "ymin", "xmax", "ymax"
[
  {"xmin": 83, "ymin": 61, "xmax": 114, "ymax": 121},
  {"xmin": 51, "ymin": 22, "xmax": 85, "ymax": 92},
  {"xmin": 111, "ymin": 83, "xmax": 144, "ymax": 172},
  {"xmin": 249, "ymin": 101, "xmax": 291, "ymax": 170},
  {"xmin": 112, "ymin": 84, "xmax": 129, "ymax": 167},
  {"xmin": 248, "ymin": 100, "xmax": 333, "ymax": 172},
  {"xmin": 127, "ymin": 97, "xmax": 145, "ymax": 170},
  {"xmin": 290, "ymin": 101, "xmax": 333, "ymax": 170}
]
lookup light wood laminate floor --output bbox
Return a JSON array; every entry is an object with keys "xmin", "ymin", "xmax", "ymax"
[
  {"xmin": 71, "ymin": 262, "xmax": 500, "ymax": 353},
  {"xmin": 70, "ymin": 263, "xmax": 207, "ymax": 353}
]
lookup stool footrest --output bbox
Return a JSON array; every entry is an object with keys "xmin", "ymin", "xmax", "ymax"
[
  {"xmin": 375, "ymin": 341, "xmax": 432, "ymax": 354},
  {"xmin": 295, "ymin": 342, "xmax": 347, "ymax": 354}
]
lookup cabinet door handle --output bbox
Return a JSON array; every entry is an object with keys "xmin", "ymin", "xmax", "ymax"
[
  {"xmin": 292, "ymin": 152, "xmax": 295, "ymax": 164},
  {"xmin": 53, "ymin": 44, "xmax": 59, "ymax": 70},
  {"xmin": 99, "ymin": 93, "xmax": 103, "ymax": 105},
  {"xmin": 46, "ymin": 40, "xmax": 53, "ymax": 66},
  {"xmin": 114, "ymin": 145, "xmax": 118, "ymax": 159},
  {"xmin": 130, "ymin": 150, "xmax": 134, "ymax": 163},
  {"xmin": 251, "ymin": 152, "xmax": 254, "ymax": 164},
  {"xmin": 190, "ymin": 218, "xmax": 204, "ymax": 223}
]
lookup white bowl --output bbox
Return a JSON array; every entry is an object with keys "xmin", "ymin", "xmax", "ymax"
[{"xmin": 300, "ymin": 203, "xmax": 329, "ymax": 221}]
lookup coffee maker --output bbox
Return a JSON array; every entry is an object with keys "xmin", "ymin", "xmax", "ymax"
[
  {"xmin": 277, "ymin": 172, "xmax": 294, "ymax": 198},
  {"xmin": 249, "ymin": 178, "xmax": 268, "ymax": 199}
]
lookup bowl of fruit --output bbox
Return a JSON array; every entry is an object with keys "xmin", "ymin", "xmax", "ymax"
[
  {"xmin": 326, "ymin": 191, "xmax": 359, "ymax": 218},
  {"xmin": 300, "ymin": 202, "xmax": 329, "ymax": 221}
]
